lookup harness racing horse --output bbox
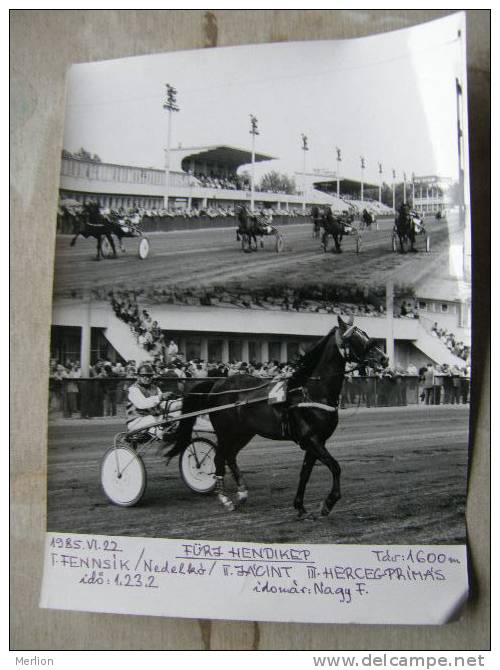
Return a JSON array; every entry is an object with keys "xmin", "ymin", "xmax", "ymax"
[
  {"xmin": 321, "ymin": 206, "xmax": 350, "ymax": 253},
  {"xmin": 169, "ymin": 316, "xmax": 388, "ymax": 517},
  {"xmin": 361, "ymin": 208, "xmax": 374, "ymax": 231},
  {"xmin": 69, "ymin": 201, "xmax": 118, "ymax": 260},
  {"xmin": 236, "ymin": 206, "xmax": 258, "ymax": 252},
  {"xmin": 394, "ymin": 204, "xmax": 417, "ymax": 253}
]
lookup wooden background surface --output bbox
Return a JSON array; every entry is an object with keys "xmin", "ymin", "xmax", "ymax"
[{"xmin": 10, "ymin": 10, "xmax": 490, "ymax": 650}]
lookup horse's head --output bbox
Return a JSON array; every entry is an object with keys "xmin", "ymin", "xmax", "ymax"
[{"xmin": 337, "ymin": 316, "xmax": 389, "ymax": 369}]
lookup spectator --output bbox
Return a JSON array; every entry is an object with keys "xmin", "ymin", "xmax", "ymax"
[{"xmin": 422, "ymin": 363, "xmax": 435, "ymax": 405}]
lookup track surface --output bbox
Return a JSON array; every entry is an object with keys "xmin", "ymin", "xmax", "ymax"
[
  {"xmin": 53, "ymin": 216, "xmax": 453, "ymax": 293},
  {"xmin": 47, "ymin": 405, "xmax": 468, "ymax": 545}
]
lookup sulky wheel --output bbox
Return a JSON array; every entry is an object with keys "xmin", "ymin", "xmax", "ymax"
[
  {"xmin": 425, "ymin": 234, "xmax": 431, "ymax": 253},
  {"xmin": 100, "ymin": 237, "xmax": 115, "ymax": 258},
  {"xmin": 138, "ymin": 236, "xmax": 150, "ymax": 260},
  {"xmin": 179, "ymin": 436, "xmax": 217, "ymax": 494},
  {"xmin": 101, "ymin": 445, "xmax": 146, "ymax": 506},
  {"xmin": 275, "ymin": 234, "xmax": 284, "ymax": 253},
  {"xmin": 355, "ymin": 233, "xmax": 362, "ymax": 254},
  {"xmin": 391, "ymin": 233, "xmax": 398, "ymax": 252}
]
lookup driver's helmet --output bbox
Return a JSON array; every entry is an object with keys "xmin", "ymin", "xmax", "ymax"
[{"xmin": 137, "ymin": 363, "xmax": 155, "ymax": 378}]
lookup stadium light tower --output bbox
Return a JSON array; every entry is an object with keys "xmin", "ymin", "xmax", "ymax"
[
  {"xmin": 336, "ymin": 147, "xmax": 342, "ymax": 198},
  {"xmin": 360, "ymin": 156, "xmax": 366, "ymax": 203},
  {"xmin": 455, "ymin": 76, "xmax": 468, "ymax": 277},
  {"xmin": 378, "ymin": 162, "xmax": 383, "ymax": 203},
  {"xmin": 249, "ymin": 114, "xmax": 259, "ymax": 212},
  {"xmin": 301, "ymin": 134, "xmax": 309, "ymax": 213},
  {"xmin": 392, "ymin": 169, "xmax": 396, "ymax": 213},
  {"xmin": 163, "ymin": 83, "xmax": 180, "ymax": 211}
]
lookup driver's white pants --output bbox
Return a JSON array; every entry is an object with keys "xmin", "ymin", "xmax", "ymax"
[
  {"xmin": 127, "ymin": 399, "xmax": 183, "ymax": 437},
  {"xmin": 127, "ymin": 415, "xmax": 162, "ymax": 438}
]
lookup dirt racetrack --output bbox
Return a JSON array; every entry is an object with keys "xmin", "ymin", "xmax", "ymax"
[
  {"xmin": 47, "ymin": 404, "xmax": 468, "ymax": 545},
  {"xmin": 53, "ymin": 215, "xmax": 454, "ymax": 294}
]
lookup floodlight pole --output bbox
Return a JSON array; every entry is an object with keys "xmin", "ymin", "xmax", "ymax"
[
  {"xmin": 455, "ymin": 76, "xmax": 468, "ymax": 276},
  {"xmin": 336, "ymin": 147, "xmax": 342, "ymax": 198},
  {"xmin": 403, "ymin": 172, "xmax": 407, "ymax": 205},
  {"xmin": 163, "ymin": 84, "xmax": 180, "ymax": 211},
  {"xmin": 301, "ymin": 134, "xmax": 309, "ymax": 213},
  {"xmin": 392, "ymin": 169, "xmax": 396, "ymax": 213},
  {"xmin": 249, "ymin": 115, "xmax": 259, "ymax": 212},
  {"xmin": 360, "ymin": 156, "xmax": 365, "ymax": 203},
  {"xmin": 378, "ymin": 162, "xmax": 383, "ymax": 203}
]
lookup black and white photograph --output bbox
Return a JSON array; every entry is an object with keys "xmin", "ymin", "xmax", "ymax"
[{"xmin": 41, "ymin": 13, "xmax": 472, "ymax": 623}]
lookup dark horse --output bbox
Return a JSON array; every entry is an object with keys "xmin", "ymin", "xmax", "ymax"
[
  {"xmin": 321, "ymin": 206, "xmax": 350, "ymax": 253},
  {"xmin": 69, "ymin": 201, "xmax": 118, "ymax": 260},
  {"xmin": 362, "ymin": 208, "xmax": 374, "ymax": 230},
  {"xmin": 394, "ymin": 203, "xmax": 417, "ymax": 253},
  {"xmin": 168, "ymin": 316, "xmax": 388, "ymax": 517},
  {"xmin": 235, "ymin": 205, "xmax": 260, "ymax": 252}
]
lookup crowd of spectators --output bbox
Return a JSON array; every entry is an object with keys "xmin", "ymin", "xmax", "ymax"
[
  {"xmin": 394, "ymin": 298, "xmax": 419, "ymax": 319},
  {"xmin": 341, "ymin": 360, "xmax": 470, "ymax": 407},
  {"xmin": 49, "ymin": 352, "xmax": 470, "ymax": 420},
  {"xmin": 417, "ymin": 361, "xmax": 470, "ymax": 405},
  {"xmin": 192, "ymin": 172, "xmax": 251, "ymax": 191},
  {"xmin": 430, "ymin": 322, "xmax": 470, "ymax": 362},
  {"xmin": 109, "ymin": 291, "xmax": 181, "ymax": 360},
  {"xmin": 105, "ymin": 285, "xmax": 388, "ymax": 319},
  {"xmin": 59, "ymin": 192, "xmax": 394, "ymax": 232}
]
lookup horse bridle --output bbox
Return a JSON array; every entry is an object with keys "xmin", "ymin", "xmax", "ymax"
[{"xmin": 334, "ymin": 325, "xmax": 380, "ymax": 370}]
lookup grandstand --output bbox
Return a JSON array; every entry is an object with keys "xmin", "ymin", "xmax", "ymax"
[
  {"xmin": 58, "ymin": 148, "xmax": 394, "ymax": 217},
  {"xmin": 51, "ymin": 289, "xmax": 469, "ymax": 376}
]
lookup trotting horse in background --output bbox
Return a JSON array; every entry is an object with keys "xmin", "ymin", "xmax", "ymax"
[
  {"xmin": 321, "ymin": 206, "xmax": 351, "ymax": 253},
  {"xmin": 69, "ymin": 201, "xmax": 118, "ymax": 260},
  {"xmin": 168, "ymin": 316, "xmax": 388, "ymax": 518},
  {"xmin": 236, "ymin": 205, "xmax": 259, "ymax": 252},
  {"xmin": 394, "ymin": 203, "xmax": 417, "ymax": 253}
]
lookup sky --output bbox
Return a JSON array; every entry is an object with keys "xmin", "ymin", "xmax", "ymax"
[{"xmin": 63, "ymin": 13, "xmax": 467, "ymax": 186}]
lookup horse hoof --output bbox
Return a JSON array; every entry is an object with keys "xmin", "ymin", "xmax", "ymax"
[
  {"xmin": 295, "ymin": 506, "xmax": 307, "ymax": 519},
  {"xmin": 320, "ymin": 502, "xmax": 331, "ymax": 516},
  {"xmin": 218, "ymin": 493, "xmax": 235, "ymax": 511},
  {"xmin": 236, "ymin": 488, "xmax": 248, "ymax": 504}
]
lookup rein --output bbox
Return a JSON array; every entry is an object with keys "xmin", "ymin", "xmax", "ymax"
[{"xmin": 184, "ymin": 379, "xmax": 272, "ymax": 397}]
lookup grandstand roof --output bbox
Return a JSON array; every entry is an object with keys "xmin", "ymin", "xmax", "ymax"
[{"xmin": 170, "ymin": 144, "xmax": 276, "ymax": 173}]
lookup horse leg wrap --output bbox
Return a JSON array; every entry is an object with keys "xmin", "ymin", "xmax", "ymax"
[
  {"xmin": 215, "ymin": 476, "xmax": 235, "ymax": 511},
  {"xmin": 236, "ymin": 484, "xmax": 248, "ymax": 504},
  {"xmin": 218, "ymin": 493, "xmax": 235, "ymax": 511}
]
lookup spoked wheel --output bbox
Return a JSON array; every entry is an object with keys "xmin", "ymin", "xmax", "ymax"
[
  {"xmin": 101, "ymin": 445, "xmax": 146, "ymax": 506},
  {"xmin": 179, "ymin": 437, "xmax": 217, "ymax": 494},
  {"xmin": 275, "ymin": 233, "xmax": 284, "ymax": 253},
  {"xmin": 355, "ymin": 233, "xmax": 362, "ymax": 254},
  {"xmin": 425, "ymin": 234, "xmax": 431, "ymax": 252},
  {"xmin": 100, "ymin": 237, "xmax": 114, "ymax": 258},
  {"xmin": 138, "ymin": 236, "xmax": 150, "ymax": 259},
  {"xmin": 391, "ymin": 233, "xmax": 398, "ymax": 252},
  {"xmin": 241, "ymin": 234, "xmax": 251, "ymax": 253}
]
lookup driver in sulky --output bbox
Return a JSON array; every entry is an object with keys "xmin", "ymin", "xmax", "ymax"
[{"xmin": 126, "ymin": 363, "xmax": 180, "ymax": 440}]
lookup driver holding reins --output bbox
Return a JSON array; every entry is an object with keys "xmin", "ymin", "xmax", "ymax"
[{"xmin": 126, "ymin": 363, "xmax": 179, "ymax": 438}]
